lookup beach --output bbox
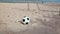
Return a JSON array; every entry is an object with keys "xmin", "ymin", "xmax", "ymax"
[{"xmin": 0, "ymin": 3, "xmax": 60, "ymax": 34}]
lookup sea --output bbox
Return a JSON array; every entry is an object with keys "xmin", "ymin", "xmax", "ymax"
[{"xmin": 0, "ymin": 0, "xmax": 60, "ymax": 3}]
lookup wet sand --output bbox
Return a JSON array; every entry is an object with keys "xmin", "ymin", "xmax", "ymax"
[{"xmin": 0, "ymin": 3, "xmax": 60, "ymax": 34}]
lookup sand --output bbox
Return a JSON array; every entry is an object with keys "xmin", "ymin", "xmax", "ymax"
[{"xmin": 0, "ymin": 3, "xmax": 60, "ymax": 34}]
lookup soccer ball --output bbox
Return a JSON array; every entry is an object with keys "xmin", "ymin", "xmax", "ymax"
[{"xmin": 21, "ymin": 16, "xmax": 30, "ymax": 24}]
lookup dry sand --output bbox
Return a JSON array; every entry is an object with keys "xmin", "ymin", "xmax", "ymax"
[{"xmin": 0, "ymin": 3, "xmax": 60, "ymax": 34}]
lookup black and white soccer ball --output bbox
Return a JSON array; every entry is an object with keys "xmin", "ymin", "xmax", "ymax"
[{"xmin": 21, "ymin": 16, "xmax": 30, "ymax": 24}]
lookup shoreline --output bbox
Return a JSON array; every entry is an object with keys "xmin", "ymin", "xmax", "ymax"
[{"xmin": 0, "ymin": 2, "xmax": 60, "ymax": 4}]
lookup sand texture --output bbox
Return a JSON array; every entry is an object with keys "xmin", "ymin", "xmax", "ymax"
[{"xmin": 0, "ymin": 3, "xmax": 60, "ymax": 34}]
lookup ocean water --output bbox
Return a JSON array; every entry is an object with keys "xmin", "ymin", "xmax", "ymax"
[{"xmin": 0, "ymin": 0, "xmax": 60, "ymax": 3}]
